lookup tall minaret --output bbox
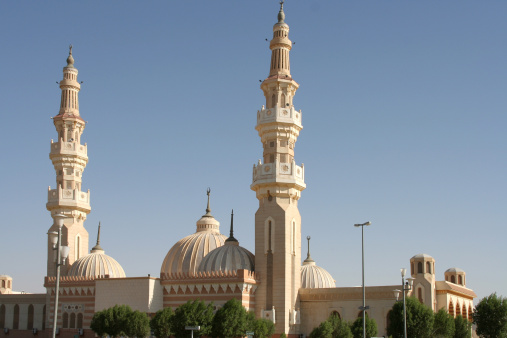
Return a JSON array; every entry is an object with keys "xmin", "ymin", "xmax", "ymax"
[
  {"xmin": 46, "ymin": 46, "xmax": 90, "ymax": 276},
  {"xmin": 251, "ymin": 2, "xmax": 305, "ymax": 335}
]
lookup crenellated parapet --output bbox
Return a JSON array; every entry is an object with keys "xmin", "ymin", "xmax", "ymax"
[
  {"xmin": 160, "ymin": 268, "xmax": 259, "ymax": 282},
  {"xmin": 47, "ymin": 186, "xmax": 91, "ymax": 212},
  {"xmin": 256, "ymin": 106, "xmax": 302, "ymax": 137}
]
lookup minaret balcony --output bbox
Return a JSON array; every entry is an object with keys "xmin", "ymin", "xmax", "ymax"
[
  {"xmin": 256, "ymin": 106, "xmax": 302, "ymax": 130},
  {"xmin": 50, "ymin": 141, "xmax": 88, "ymax": 158},
  {"xmin": 251, "ymin": 160, "xmax": 305, "ymax": 190},
  {"xmin": 46, "ymin": 187, "xmax": 91, "ymax": 212}
]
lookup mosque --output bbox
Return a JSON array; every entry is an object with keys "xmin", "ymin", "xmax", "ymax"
[{"xmin": 0, "ymin": 3, "xmax": 476, "ymax": 338}]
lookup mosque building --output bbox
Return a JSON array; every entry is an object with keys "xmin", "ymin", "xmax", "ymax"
[{"xmin": 0, "ymin": 3, "xmax": 476, "ymax": 338}]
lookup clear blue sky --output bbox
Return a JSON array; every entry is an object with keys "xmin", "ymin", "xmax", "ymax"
[{"xmin": 0, "ymin": 1, "xmax": 505, "ymax": 303}]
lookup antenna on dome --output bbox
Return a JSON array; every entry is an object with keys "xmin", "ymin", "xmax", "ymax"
[
  {"xmin": 305, "ymin": 235, "xmax": 314, "ymax": 262},
  {"xmin": 226, "ymin": 210, "xmax": 238, "ymax": 243},
  {"xmin": 92, "ymin": 222, "xmax": 103, "ymax": 251},
  {"xmin": 205, "ymin": 188, "xmax": 211, "ymax": 214}
]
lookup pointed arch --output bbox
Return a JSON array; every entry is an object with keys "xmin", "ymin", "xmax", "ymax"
[
  {"xmin": 417, "ymin": 262, "xmax": 423, "ymax": 273},
  {"xmin": 75, "ymin": 234, "xmax": 81, "ymax": 260},
  {"xmin": 290, "ymin": 218, "xmax": 296, "ymax": 256},
  {"xmin": 418, "ymin": 287, "xmax": 423, "ymax": 303},
  {"xmin": 426, "ymin": 261, "xmax": 431, "ymax": 274},
  {"xmin": 468, "ymin": 305, "xmax": 473, "ymax": 321},
  {"xmin": 63, "ymin": 312, "xmax": 69, "ymax": 328},
  {"xmin": 456, "ymin": 302, "xmax": 461, "ymax": 318},
  {"xmin": 458, "ymin": 275, "xmax": 462, "ymax": 285},
  {"xmin": 0, "ymin": 304, "xmax": 5, "ymax": 329},
  {"xmin": 13, "ymin": 305, "xmax": 19, "ymax": 329},
  {"xmin": 449, "ymin": 300, "xmax": 454, "ymax": 317},
  {"xmin": 70, "ymin": 313, "xmax": 76, "ymax": 329},
  {"xmin": 27, "ymin": 304, "xmax": 34, "ymax": 330},
  {"xmin": 77, "ymin": 313, "xmax": 83, "ymax": 328},
  {"xmin": 451, "ymin": 275, "xmax": 456, "ymax": 283}
]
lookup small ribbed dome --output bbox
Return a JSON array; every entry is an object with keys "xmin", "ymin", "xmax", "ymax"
[
  {"xmin": 160, "ymin": 190, "xmax": 227, "ymax": 277},
  {"xmin": 412, "ymin": 253, "xmax": 434, "ymax": 259},
  {"xmin": 198, "ymin": 210, "xmax": 255, "ymax": 274},
  {"xmin": 300, "ymin": 236, "xmax": 335, "ymax": 289},
  {"xmin": 446, "ymin": 267, "xmax": 465, "ymax": 273},
  {"xmin": 68, "ymin": 223, "xmax": 126, "ymax": 278}
]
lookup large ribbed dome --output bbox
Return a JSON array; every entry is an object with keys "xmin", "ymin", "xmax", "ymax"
[
  {"xmin": 160, "ymin": 191, "xmax": 227, "ymax": 277},
  {"xmin": 68, "ymin": 224, "xmax": 126, "ymax": 278},
  {"xmin": 198, "ymin": 210, "xmax": 255, "ymax": 273},
  {"xmin": 300, "ymin": 236, "xmax": 335, "ymax": 289}
]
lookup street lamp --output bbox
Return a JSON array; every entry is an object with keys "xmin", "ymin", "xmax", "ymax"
[
  {"xmin": 48, "ymin": 214, "xmax": 70, "ymax": 338},
  {"xmin": 354, "ymin": 221, "xmax": 371, "ymax": 338},
  {"xmin": 393, "ymin": 268, "xmax": 414, "ymax": 338}
]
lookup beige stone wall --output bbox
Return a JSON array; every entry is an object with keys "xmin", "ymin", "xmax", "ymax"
[
  {"xmin": 94, "ymin": 277, "xmax": 162, "ymax": 313},
  {"xmin": 0, "ymin": 294, "xmax": 46, "ymax": 330}
]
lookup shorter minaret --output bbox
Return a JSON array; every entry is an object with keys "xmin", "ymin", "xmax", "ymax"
[{"xmin": 46, "ymin": 46, "xmax": 91, "ymax": 276}]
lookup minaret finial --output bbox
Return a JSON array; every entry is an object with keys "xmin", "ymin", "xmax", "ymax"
[
  {"xmin": 278, "ymin": 0, "xmax": 285, "ymax": 23},
  {"xmin": 97, "ymin": 222, "xmax": 101, "ymax": 246},
  {"xmin": 226, "ymin": 209, "xmax": 238, "ymax": 243},
  {"xmin": 205, "ymin": 188, "xmax": 211, "ymax": 214},
  {"xmin": 66, "ymin": 44, "xmax": 75, "ymax": 68},
  {"xmin": 304, "ymin": 235, "xmax": 314, "ymax": 262}
]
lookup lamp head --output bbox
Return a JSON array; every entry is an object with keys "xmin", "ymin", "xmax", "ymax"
[
  {"xmin": 60, "ymin": 246, "xmax": 70, "ymax": 264},
  {"xmin": 47, "ymin": 231, "xmax": 58, "ymax": 248},
  {"xmin": 354, "ymin": 221, "xmax": 372, "ymax": 227},
  {"xmin": 53, "ymin": 214, "xmax": 66, "ymax": 228},
  {"xmin": 401, "ymin": 268, "xmax": 407, "ymax": 277},
  {"xmin": 407, "ymin": 277, "xmax": 415, "ymax": 287},
  {"xmin": 393, "ymin": 289, "xmax": 401, "ymax": 301}
]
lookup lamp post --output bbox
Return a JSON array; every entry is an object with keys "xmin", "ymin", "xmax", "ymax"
[
  {"xmin": 354, "ymin": 221, "xmax": 371, "ymax": 338},
  {"xmin": 48, "ymin": 214, "xmax": 70, "ymax": 338},
  {"xmin": 393, "ymin": 268, "xmax": 414, "ymax": 338}
]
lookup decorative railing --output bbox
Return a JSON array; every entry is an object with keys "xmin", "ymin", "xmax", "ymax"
[{"xmin": 252, "ymin": 160, "xmax": 305, "ymax": 186}]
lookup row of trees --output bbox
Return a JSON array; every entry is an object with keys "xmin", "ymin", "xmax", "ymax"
[
  {"xmin": 90, "ymin": 299, "xmax": 275, "ymax": 338},
  {"xmin": 310, "ymin": 293, "xmax": 507, "ymax": 338}
]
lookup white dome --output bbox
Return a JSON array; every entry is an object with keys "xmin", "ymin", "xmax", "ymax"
[
  {"xmin": 301, "ymin": 261, "xmax": 335, "ymax": 289},
  {"xmin": 160, "ymin": 194, "xmax": 227, "ymax": 277},
  {"xmin": 446, "ymin": 267, "xmax": 465, "ymax": 273},
  {"xmin": 198, "ymin": 239, "xmax": 254, "ymax": 274},
  {"xmin": 68, "ymin": 245, "xmax": 126, "ymax": 278}
]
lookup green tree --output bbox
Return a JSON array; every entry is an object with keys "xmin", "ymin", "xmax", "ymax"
[
  {"xmin": 251, "ymin": 318, "xmax": 275, "ymax": 338},
  {"xmin": 151, "ymin": 307, "xmax": 175, "ymax": 338},
  {"xmin": 327, "ymin": 313, "xmax": 353, "ymax": 338},
  {"xmin": 309, "ymin": 320, "xmax": 333, "ymax": 338},
  {"xmin": 127, "ymin": 310, "xmax": 150, "ymax": 338},
  {"xmin": 171, "ymin": 300, "xmax": 214, "ymax": 337},
  {"xmin": 90, "ymin": 309, "xmax": 108, "ymax": 337},
  {"xmin": 473, "ymin": 293, "xmax": 507, "ymax": 338},
  {"xmin": 433, "ymin": 308, "xmax": 455, "ymax": 337},
  {"xmin": 350, "ymin": 314, "xmax": 378, "ymax": 338},
  {"xmin": 453, "ymin": 315, "xmax": 471, "ymax": 338},
  {"xmin": 387, "ymin": 297, "xmax": 434, "ymax": 338},
  {"xmin": 279, "ymin": 333, "xmax": 287, "ymax": 338},
  {"xmin": 211, "ymin": 298, "xmax": 250, "ymax": 338}
]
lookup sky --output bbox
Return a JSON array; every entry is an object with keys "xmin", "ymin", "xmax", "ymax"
[{"xmin": 0, "ymin": 1, "xmax": 505, "ymax": 304}]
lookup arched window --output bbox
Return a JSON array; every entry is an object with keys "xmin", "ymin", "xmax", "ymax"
[
  {"xmin": 468, "ymin": 305, "xmax": 473, "ymax": 322},
  {"xmin": 411, "ymin": 263, "xmax": 414, "ymax": 275},
  {"xmin": 462, "ymin": 304, "xmax": 466, "ymax": 318},
  {"xmin": 7, "ymin": 281, "xmax": 10, "ymax": 288},
  {"xmin": 456, "ymin": 303, "xmax": 461, "ymax": 318},
  {"xmin": 449, "ymin": 300, "xmax": 454, "ymax": 317},
  {"xmin": 330, "ymin": 311, "xmax": 341, "ymax": 320},
  {"xmin": 75, "ymin": 235, "xmax": 81, "ymax": 260},
  {"xmin": 418, "ymin": 262, "xmax": 423, "ymax": 273},
  {"xmin": 458, "ymin": 275, "xmax": 462, "ymax": 285},
  {"xmin": 63, "ymin": 312, "xmax": 69, "ymax": 328},
  {"xmin": 418, "ymin": 288, "xmax": 423, "ymax": 303},
  {"xmin": 451, "ymin": 275, "xmax": 456, "ymax": 283},
  {"xmin": 0, "ymin": 304, "xmax": 5, "ymax": 329},
  {"xmin": 265, "ymin": 218, "xmax": 275, "ymax": 253},
  {"xmin": 70, "ymin": 313, "xmax": 76, "ymax": 329},
  {"xmin": 445, "ymin": 276, "xmax": 448, "ymax": 281},
  {"xmin": 426, "ymin": 262, "xmax": 431, "ymax": 274},
  {"xmin": 271, "ymin": 94, "xmax": 276, "ymax": 108},
  {"xmin": 13, "ymin": 305, "xmax": 19, "ymax": 329},
  {"xmin": 27, "ymin": 305, "xmax": 34, "ymax": 330},
  {"xmin": 1, "ymin": 280, "xmax": 4, "ymax": 288},
  {"xmin": 281, "ymin": 94, "xmax": 286, "ymax": 107},
  {"xmin": 77, "ymin": 313, "xmax": 83, "ymax": 329}
]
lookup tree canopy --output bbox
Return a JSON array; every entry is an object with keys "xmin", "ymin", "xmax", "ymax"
[
  {"xmin": 433, "ymin": 308, "xmax": 455, "ymax": 338},
  {"xmin": 211, "ymin": 298, "xmax": 251, "ymax": 338},
  {"xmin": 473, "ymin": 293, "xmax": 507, "ymax": 338},
  {"xmin": 387, "ymin": 297, "xmax": 434, "ymax": 338},
  {"xmin": 171, "ymin": 300, "xmax": 214, "ymax": 337},
  {"xmin": 150, "ymin": 307, "xmax": 174, "ymax": 338},
  {"xmin": 453, "ymin": 315, "xmax": 471, "ymax": 338},
  {"xmin": 350, "ymin": 313, "xmax": 378, "ymax": 338},
  {"xmin": 90, "ymin": 304, "xmax": 150, "ymax": 338}
]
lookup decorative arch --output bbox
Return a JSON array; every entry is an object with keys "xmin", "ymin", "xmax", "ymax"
[
  {"xmin": 77, "ymin": 313, "xmax": 83, "ymax": 328},
  {"xmin": 426, "ymin": 262, "xmax": 431, "ymax": 274},
  {"xmin": 70, "ymin": 313, "xmax": 76, "ymax": 329},
  {"xmin": 63, "ymin": 312, "xmax": 69, "ymax": 328},
  {"xmin": 418, "ymin": 262, "xmax": 423, "ymax": 273},
  {"xmin": 27, "ymin": 304, "xmax": 34, "ymax": 330},
  {"xmin": 451, "ymin": 275, "xmax": 456, "ymax": 283},
  {"xmin": 264, "ymin": 217, "xmax": 275, "ymax": 254},
  {"xmin": 0, "ymin": 304, "xmax": 5, "ymax": 329},
  {"xmin": 468, "ymin": 305, "xmax": 473, "ymax": 321},
  {"xmin": 449, "ymin": 300, "xmax": 454, "ymax": 317},
  {"xmin": 290, "ymin": 219, "xmax": 296, "ymax": 255},
  {"xmin": 1, "ymin": 280, "xmax": 4, "ymax": 288},
  {"xmin": 456, "ymin": 302, "xmax": 461, "ymax": 318},
  {"xmin": 271, "ymin": 94, "xmax": 277, "ymax": 108},
  {"xmin": 458, "ymin": 275, "xmax": 462, "ymax": 285},
  {"xmin": 75, "ymin": 234, "xmax": 81, "ymax": 260},
  {"xmin": 411, "ymin": 262, "xmax": 414, "ymax": 275},
  {"xmin": 13, "ymin": 304, "xmax": 19, "ymax": 329},
  {"xmin": 462, "ymin": 304, "xmax": 466, "ymax": 318},
  {"xmin": 418, "ymin": 287, "xmax": 423, "ymax": 303},
  {"xmin": 330, "ymin": 311, "xmax": 341, "ymax": 320}
]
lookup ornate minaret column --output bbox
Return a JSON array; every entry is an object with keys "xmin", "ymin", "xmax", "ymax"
[
  {"xmin": 46, "ymin": 46, "xmax": 90, "ymax": 276},
  {"xmin": 251, "ymin": 2, "xmax": 305, "ymax": 335}
]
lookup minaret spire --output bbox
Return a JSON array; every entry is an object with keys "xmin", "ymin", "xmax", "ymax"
[
  {"xmin": 205, "ymin": 188, "xmax": 212, "ymax": 215},
  {"xmin": 226, "ymin": 209, "xmax": 238, "ymax": 243},
  {"xmin": 278, "ymin": 0, "xmax": 285, "ymax": 23},
  {"xmin": 92, "ymin": 222, "xmax": 102, "ymax": 251},
  {"xmin": 304, "ymin": 236, "xmax": 314, "ymax": 263}
]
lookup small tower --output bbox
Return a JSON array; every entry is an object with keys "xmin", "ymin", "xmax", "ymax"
[
  {"xmin": 445, "ymin": 268, "xmax": 466, "ymax": 286},
  {"xmin": 0, "ymin": 275, "xmax": 13, "ymax": 295},
  {"xmin": 46, "ymin": 46, "xmax": 90, "ymax": 276},
  {"xmin": 410, "ymin": 254, "xmax": 436, "ymax": 310},
  {"xmin": 251, "ymin": 2, "xmax": 305, "ymax": 335}
]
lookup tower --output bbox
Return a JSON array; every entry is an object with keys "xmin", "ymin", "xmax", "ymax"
[
  {"xmin": 46, "ymin": 46, "xmax": 90, "ymax": 276},
  {"xmin": 251, "ymin": 2, "xmax": 305, "ymax": 335}
]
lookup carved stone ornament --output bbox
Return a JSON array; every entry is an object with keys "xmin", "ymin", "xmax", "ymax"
[
  {"xmin": 264, "ymin": 166, "xmax": 271, "ymax": 172},
  {"xmin": 267, "ymin": 110, "xmax": 272, "ymax": 116}
]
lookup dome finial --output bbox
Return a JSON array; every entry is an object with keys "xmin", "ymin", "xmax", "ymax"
[
  {"xmin": 205, "ymin": 188, "xmax": 211, "ymax": 214},
  {"xmin": 304, "ymin": 235, "xmax": 314, "ymax": 262},
  {"xmin": 278, "ymin": 0, "xmax": 285, "ymax": 23},
  {"xmin": 66, "ymin": 44, "xmax": 75, "ymax": 68},
  {"xmin": 92, "ymin": 222, "xmax": 103, "ymax": 251},
  {"xmin": 226, "ymin": 209, "xmax": 238, "ymax": 243}
]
